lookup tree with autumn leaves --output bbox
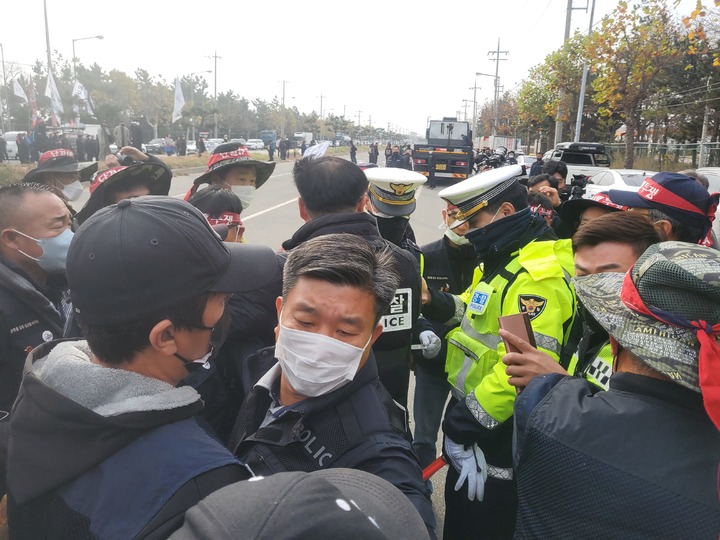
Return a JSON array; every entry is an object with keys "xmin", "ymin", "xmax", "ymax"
[{"xmin": 513, "ymin": 0, "xmax": 719, "ymax": 167}]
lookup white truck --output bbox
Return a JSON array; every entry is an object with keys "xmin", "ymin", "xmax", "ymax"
[
  {"xmin": 545, "ymin": 142, "xmax": 611, "ymax": 179},
  {"xmin": 293, "ymin": 132, "xmax": 313, "ymax": 147}
]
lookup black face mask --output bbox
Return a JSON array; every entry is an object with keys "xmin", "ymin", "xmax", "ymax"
[
  {"xmin": 580, "ymin": 302, "xmax": 606, "ymax": 335},
  {"xmin": 174, "ymin": 305, "xmax": 231, "ymax": 373},
  {"xmin": 392, "ymin": 152, "xmax": 400, "ymax": 156}
]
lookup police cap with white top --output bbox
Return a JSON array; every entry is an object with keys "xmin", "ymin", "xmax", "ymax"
[
  {"xmin": 365, "ymin": 167, "xmax": 427, "ymax": 217},
  {"xmin": 438, "ymin": 165, "xmax": 523, "ymax": 227}
]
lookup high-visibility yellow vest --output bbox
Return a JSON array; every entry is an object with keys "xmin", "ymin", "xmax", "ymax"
[{"xmin": 446, "ymin": 239, "xmax": 576, "ymax": 427}]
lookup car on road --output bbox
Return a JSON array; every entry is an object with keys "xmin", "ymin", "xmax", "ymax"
[
  {"xmin": 246, "ymin": 138, "xmax": 265, "ymax": 150},
  {"xmin": 144, "ymin": 138, "xmax": 165, "ymax": 155},
  {"xmin": 205, "ymin": 138, "xmax": 225, "ymax": 153},
  {"xmin": 2, "ymin": 131, "xmax": 21, "ymax": 160},
  {"xmin": 518, "ymin": 154, "xmax": 536, "ymax": 175},
  {"xmin": 185, "ymin": 139, "xmax": 197, "ymax": 154},
  {"xmin": 584, "ymin": 168, "xmax": 657, "ymax": 199}
]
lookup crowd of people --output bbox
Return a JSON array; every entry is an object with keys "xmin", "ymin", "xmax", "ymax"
[{"xmin": 0, "ymin": 139, "xmax": 718, "ymax": 539}]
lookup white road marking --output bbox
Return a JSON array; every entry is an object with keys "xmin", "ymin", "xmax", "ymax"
[{"xmin": 243, "ymin": 197, "xmax": 299, "ymax": 221}]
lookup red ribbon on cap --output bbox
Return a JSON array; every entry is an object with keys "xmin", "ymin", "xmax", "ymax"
[
  {"xmin": 638, "ymin": 178, "xmax": 707, "ymax": 216},
  {"xmin": 206, "ymin": 148, "xmax": 251, "ymax": 170},
  {"xmin": 591, "ymin": 192, "xmax": 627, "ymax": 210},
  {"xmin": 206, "ymin": 212, "xmax": 242, "ymax": 227},
  {"xmin": 39, "ymin": 148, "xmax": 75, "ymax": 164},
  {"xmin": 89, "ymin": 166, "xmax": 127, "ymax": 194},
  {"xmin": 620, "ymin": 271, "xmax": 720, "ymax": 429},
  {"xmin": 529, "ymin": 204, "xmax": 553, "ymax": 218}
]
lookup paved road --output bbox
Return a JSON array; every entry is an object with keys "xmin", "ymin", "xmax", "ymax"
[{"xmin": 74, "ymin": 153, "xmax": 454, "ymax": 534}]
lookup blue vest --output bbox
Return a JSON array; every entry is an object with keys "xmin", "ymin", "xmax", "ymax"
[{"xmin": 59, "ymin": 418, "xmax": 238, "ymax": 540}]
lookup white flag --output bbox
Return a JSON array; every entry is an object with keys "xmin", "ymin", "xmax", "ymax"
[
  {"xmin": 13, "ymin": 79, "xmax": 28, "ymax": 103},
  {"xmin": 302, "ymin": 141, "xmax": 331, "ymax": 160},
  {"xmin": 72, "ymin": 80, "xmax": 95, "ymax": 116},
  {"xmin": 44, "ymin": 71, "xmax": 64, "ymax": 117},
  {"xmin": 172, "ymin": 77, "xmax": 185, "ymax": 123}
]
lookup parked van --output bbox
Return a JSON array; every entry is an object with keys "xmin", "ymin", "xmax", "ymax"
[{"xmin": 1, "ymin": 131, "xmax": 22, "ymax": 160}]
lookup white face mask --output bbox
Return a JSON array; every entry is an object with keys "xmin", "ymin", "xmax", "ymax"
[
  {"xmin": 61, "ymin": 180, "xmax": 84, "ymax": 202},
  {"xmin": 444, "ymin": 227, "xmax": 470, "ymax": 246},
  {"xmin": 275, "ymin": 317, "xmax": 373, "ymax": 398},
  {"xmin": 231, "ymin": 185, "xmax": 255, "ymax": 210}
]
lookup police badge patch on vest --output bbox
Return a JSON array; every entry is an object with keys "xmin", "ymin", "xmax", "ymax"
[{"xmin": 518, "ymin": 295, "xmax": 547, "ymax": 320}]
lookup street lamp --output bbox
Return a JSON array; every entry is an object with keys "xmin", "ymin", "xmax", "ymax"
[
  {"xmin": 72, "ymin": 35, "xmax": 103, "ymax": 78},
  {"xmin": 187, "ymin": 70, "xmax": 211, "ymax": 140},
  {"xmin": 205, "ymin": 51, "xmax": 222, "ymax": 138}
]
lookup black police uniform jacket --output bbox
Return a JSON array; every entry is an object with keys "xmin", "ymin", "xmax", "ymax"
[{"xmin": 229, "ymin": 347, "xmax": 436, "ymax": 536}]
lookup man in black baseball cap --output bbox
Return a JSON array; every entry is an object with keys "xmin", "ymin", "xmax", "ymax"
[{"xmin": 6, "ymin": 197, "xmax": 277, "ymax": 539}]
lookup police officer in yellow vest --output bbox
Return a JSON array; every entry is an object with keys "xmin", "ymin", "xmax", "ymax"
[{"xmin": 422, "ymin": 166, "xmax": 577, "ymax": 539}]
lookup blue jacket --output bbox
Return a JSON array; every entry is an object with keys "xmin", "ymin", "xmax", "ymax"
[
  {"xmin": 229, "ymin": 347, "xmax": 436, "ymax": 536},
  {"xmin": 513, "ymin": 372, "xmax": 720, "ymax": 539},
  {"xmin": 7, "ymin": 340, "xmax": 248, "ymax": 540}
]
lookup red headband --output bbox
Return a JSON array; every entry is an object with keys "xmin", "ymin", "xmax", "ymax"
[
  {"xmin": 206, "ymin": 212, "xmax": 242, "ymax": 227},
  {"xmin": 620, "ymin": 271, "xmax": 720, "ymax": 430},
  {"xmin": 39, "ymin": 148, "xmax": 75, "ymax": 164},
  {"xmin": 206, "ymin": 148, "xmax": 252, "ymax": 170}
]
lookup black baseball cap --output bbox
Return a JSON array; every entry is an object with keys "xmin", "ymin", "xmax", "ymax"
[
  {"xmin": 67, "ymin": 196, "xmax": 277, "ymax": 325},
  {"xmin": 168, "ymin": 469, "xmax": 430, "ymax": 540}
]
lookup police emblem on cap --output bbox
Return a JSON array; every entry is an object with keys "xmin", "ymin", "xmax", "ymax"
[
  {"xmin": 518, "ymin": 295, "xmax": 547, "ymax": 320},
  {"xmin": 389, "ymin": 183, "xmax": 413, "ymax": 196}
]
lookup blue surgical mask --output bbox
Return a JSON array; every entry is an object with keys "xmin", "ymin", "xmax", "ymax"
[{"xmin": 13, "ymin": 227, "xmax": 74, "ymax": 274}]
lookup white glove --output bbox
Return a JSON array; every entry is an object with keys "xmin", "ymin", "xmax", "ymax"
[
  {"xmin": 419, "ymin": 330, "xmax": 442, "ymax": 359},
  {"xmin": 444, "ymin": 436, "xmax": 488, "ymax": 502}
]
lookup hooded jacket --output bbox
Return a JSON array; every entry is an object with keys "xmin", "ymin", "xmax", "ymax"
[{"xmin": 7, "ymin": 340, "xmax": 247, "ymax": 540}]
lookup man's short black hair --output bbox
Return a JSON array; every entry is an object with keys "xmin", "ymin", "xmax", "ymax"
[
  {"xmin": 293, "ymin": 156, "xmax": 368, "ymax": 216},
  {"xmin": 79, "ymin": 293, "xmax": 210, "ymax": 365},
  {"xmin": 542, "ymin": 160, "xmax": 568, "ymax": 180},
  {"xmin": 647, "ymin": 208, "xmax": 706, "ymax": 244},
  {"xmin": 528, "ymin": 173, "xmax": 559, "ymax": 190},
  {"xmin": 188, "ymin": 184, "xmax": 243, "ymax": 217},
  {"xmin": 0, "ymin": 182, "xmax": 56, "ymax": 229},
  {"xmin": 486, "ymin": 182, "xmax": 529, "ymax": 213}
]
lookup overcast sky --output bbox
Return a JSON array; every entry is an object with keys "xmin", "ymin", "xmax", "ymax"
[{"xmin": 2, "ymin": 0, "xmax": 700, "ymax": 135}]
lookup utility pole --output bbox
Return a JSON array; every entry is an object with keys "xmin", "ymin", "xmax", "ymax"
[
  {"xmin": 487, "ymin": 39, "xmax": 508, "ymax": 145},
  {"xmin": 574, "ymin": 0, "xmax": 596, "ymax": 142},
  {"xmin": 555, "ymin": 0, "xmax": 585, "ymax": 145},
  {"xmin": 700, "ymin": 76, "xmax": 712, "ymax": 167},
  {"xmin": 318, "ymin": 94, "xmax": 325, "ymax": 118},
  {"xmin": 206, "ymin": 51, "xmax": 222, "ymax": 138},
  {"xmin": 280, "ymin": 80, "xmax": 289, "ymax": 138},
  {"xmin": 0, "ymin": 44, "xmax": 6, "ymax": 132},
  {"xmin": 356, "ymin": 110, "xmax": 362, "ymax": 126},
  {"xmin": 469, "ymin": 80, "xmax": 480, "ymax": 143},
  {"xmin": 368, "ymin": 115, "xmax": 372, "ymax": 127}
]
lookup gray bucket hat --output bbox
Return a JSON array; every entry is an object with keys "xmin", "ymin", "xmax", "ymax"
[{"xmin": 573, "ymin": 241, "xmax": 720, "ymax": 408}]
